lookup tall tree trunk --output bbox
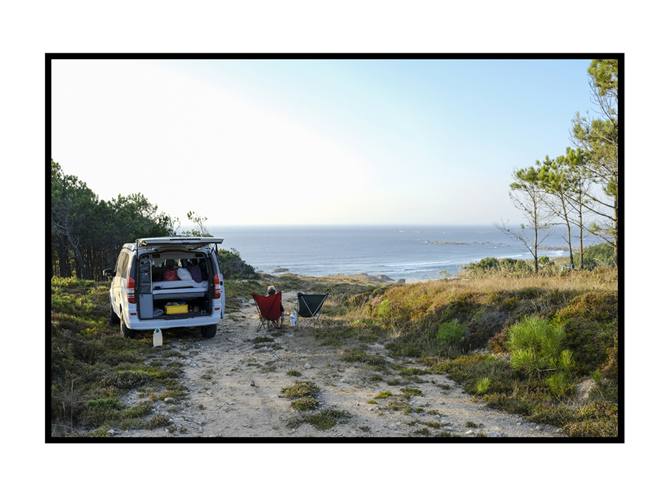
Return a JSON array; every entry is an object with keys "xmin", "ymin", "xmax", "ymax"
[
  {"xmin": 58, "ymin": 237, "xmax": 69, "ymax": 277},
  {"xmin": 533, "ymin": 208, "xmax": 539, "ymax": 274},
  {"xmin": 561, "ymin": 196, "xmax": 574, "ymax": 269},
  {"xmin": 66, "ymin": 231, "xmax": 88, "ymax": 280},
  {"xmin": 578, "ymin": 208, "xmax": 584, "ymax": 270}
]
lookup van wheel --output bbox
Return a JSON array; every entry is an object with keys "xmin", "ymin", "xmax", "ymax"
[
  {"xmin": 120, "ymin": 317, "xmax": 136, "ymax": 339},
  {"xmin": 110, "ymin": 306, "xmax": 120, "ymax": 325},
  {"xmin": 201, "ymin": 325, "xmax": 217, "ymax": 338}
]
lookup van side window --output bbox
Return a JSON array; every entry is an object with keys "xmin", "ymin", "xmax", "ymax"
[{"xmin": 117, "ymin": 252, "xmax": 129, "ymax": 277}]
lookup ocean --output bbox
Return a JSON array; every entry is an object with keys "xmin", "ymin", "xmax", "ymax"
[{"xmin": 210, "ymin": 225, "xmax": 600, "ymax": 282}]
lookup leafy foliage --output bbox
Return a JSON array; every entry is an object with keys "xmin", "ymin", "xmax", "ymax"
[
  {"xmin": 51, "ymin": 160, "xmax": 175, "ymax": 281},
  {"xmin": 570, "ymin": 59, "xmax": 619, "ymax": 263},
  {"xmin": 52, "ymin": 162, "xmax": 260, "ymax": 282},
  {"xmin": 436, "ymin": 319, "xmax": 466, "ymax": 344},
  {"xmin": 578, "ymin": 243, "xmax": 616, "ymax": 269},
  {"xmin": 463, "ymin": 257, "xmax": 533, "ymax": 276},
  {"xmin": 509, "ymin": 59, "xmax": 619, "ymax": 268},
  {"xmin": 217, "ymin": 248, "xmax": 259, "ymax": 280},
  {"xmin": 507, "ymin": 316, "xmax": 567, "ymax": 376}
]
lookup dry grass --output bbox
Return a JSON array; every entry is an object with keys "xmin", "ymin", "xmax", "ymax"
[{"xmin": 454, "ymin": 267, "xmax": 617, "ymax": 293}]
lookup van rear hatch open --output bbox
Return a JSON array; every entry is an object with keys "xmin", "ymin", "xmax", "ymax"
[
  {"xmin": 137, "ymin": 237, "xmax": 224, "ymax": 250},
  {"xmin": 134, "ymin": 237, "xmax": 223, "ymax": 323}
]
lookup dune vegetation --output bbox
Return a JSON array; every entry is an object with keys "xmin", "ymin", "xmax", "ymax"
[
  {"xmin": 272, "ymin": 263, "xmax": 619, "ymax": 438},
  {"xmin": 50, "ymin": 255, "xmax": 618, "ymax": 438},
  {"xmin": 222, "ymin": 257, "xmax": 618, "ymax": 437}
]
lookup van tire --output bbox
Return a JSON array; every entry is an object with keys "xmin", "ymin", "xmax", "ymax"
[
  {"xmin": 201, "ymin": 324, "xmax": 217, "ymax": 338},
  {"xmin": 120, "ymin": 316, "xmax": 136, "ymax": 339}
]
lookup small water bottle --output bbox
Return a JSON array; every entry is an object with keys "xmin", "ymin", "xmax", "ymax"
[
  {"xmin": 153, "ymin": 328, "xmax": 163, "ymax": 347},
  {"xmin": 290, "ymin": 313, "xmax": 297, "ymax": 327}
]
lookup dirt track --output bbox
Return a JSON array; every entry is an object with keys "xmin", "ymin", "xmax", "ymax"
[{"xmin": 115, "ymin": 291, "xmax": 565, "ymax": 439}]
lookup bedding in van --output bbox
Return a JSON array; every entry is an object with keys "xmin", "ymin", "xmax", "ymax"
[{"xmin": 152, "ymin": 280, "xmax": 208, "ymax": 291}]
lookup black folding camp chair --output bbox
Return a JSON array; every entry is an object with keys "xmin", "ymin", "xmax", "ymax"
[{"xmin": 294, "ymin": 293, "xmax": 328, "ymax": 330}]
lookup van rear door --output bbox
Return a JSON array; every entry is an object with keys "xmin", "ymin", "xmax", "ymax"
[{"xmin": 136, "ymin": 237, "xmax": 224, "ymax": 251}]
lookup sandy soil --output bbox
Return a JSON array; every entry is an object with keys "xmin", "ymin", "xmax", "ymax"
[{"xmin": 114, "ymin": 290, "xmax": 565, "ymax": 439}]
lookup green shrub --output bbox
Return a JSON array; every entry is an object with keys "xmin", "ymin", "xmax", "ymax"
[
  {"xmin": 291, "ymin": 397, "xmax": 320, "ymax": 411},
  {"xmin": 437, "ymin": 319, "xmax": 466, "ymax": 344},
  {"xmin": 546, "ymin": 371, "xmax": 575, "ymax": 398},
  {"xmin": 507, "ymin": 316, "xmax": 566, "ymax": 377},
  {"xmin": 554, "ymin": 291, "xmax": 618, "ymax": 375},
  {"xmin": 400, "ymin": 387, "xmax": 423, "ymax": 397},
  {"xmin": 101, "ymin": 370, "xmax": 152, "ymax": 390},
  {"xmin": 304, "ymin": 409, "xmax": 351, "ymax": 430},
  {"xmin": 499, "ymin": 258, "xmax": 533, "ymax": 274},
  {"xmin": 463, "ymin": 257, "xmax": 532, "ymax": 276},
  {"xmin": 467, "ymin": 257, "xmax": 499, "ymax": 271},
  {"xmin": 217, "ymin": 248, "xmax": 259, "ymax": 280},
  {"xmin": 398, "ymin": 367, "xmax": 427, "ymax": 376},
  {"xmin": 558, "ymin": 349, "xmax": 575, "ymax": 372},
  {"xmin": 578, "ymin": 242, "xmax": 616, "ymax": 269},
  {"xmin": 476, "ymin": 377, "xmax": 491, "ymax": 394},
  {"xmin": 376, "ymin": 300, "xmax": 392, "ymax": 317},
  {"xmin": 51, "ymin": 276, "xmax": 97, "ymax": 289},
  {"xmin": 84, "ymin": 398, "xmax": 124, "ymax": 410},
  {"xmin": 281, "ymin": 381, "xmax": 320, "ymax": 399}
]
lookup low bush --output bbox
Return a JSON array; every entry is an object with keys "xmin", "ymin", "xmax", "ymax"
[
  {"xmin": 50, "ymin": 278, "xmax": 189, "ymax": 437},
  {"xmin": 476, "ymin": 377, "xmax": 491, "ymax": 394},
  {"xmin": 577, "ymin": 243, "xmax": 616, "ymax": 269},
  {"xmin": 545, "ymin": 371, "xmax": 575, "ymax": 398},
  {"xmin": 217, "ymin": 248, "xmax": 259, "ymax": 280},
  {"xmin": 437, "ymin": 319, "xmax": 466, "ymax": 344},
  {"xmin": 281, "ymin": 381, "xmax": 320, "ymax": 399},
  {"xmin": 291, "ymin": 397, "xmax": 320, "ymax": 411},
  {"xmin": 507, "ymin": 316, "xmax": 566, "ymax": 377},
  {"xmin": 462, "ymin": 257, "xmax": 533, "ymax": 276}
]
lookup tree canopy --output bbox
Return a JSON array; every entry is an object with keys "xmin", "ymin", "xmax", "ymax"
[
  {"xmin": 51, "ymin": 161, "xmax": 259, "ymax": 281},
  {"xmin": 51, "ymin": 159, "xmax": 176, "ymax": 280},
  {"xmin": 571, "ymin": 59, "xmax": 619, "ymax": 264},
  {"xmin": 506, "ymin": 58, "xmax": 620, "ymax": 268}
]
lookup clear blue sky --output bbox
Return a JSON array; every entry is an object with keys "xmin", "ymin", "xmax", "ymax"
[{"xmin": 51, "ymin": 57, "xmax": 594, "ymax": 226}]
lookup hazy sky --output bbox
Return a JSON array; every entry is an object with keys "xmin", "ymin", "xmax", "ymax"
[{"xmin": 51, "ymin": 56, "xmax": 595, "ymax": 226}]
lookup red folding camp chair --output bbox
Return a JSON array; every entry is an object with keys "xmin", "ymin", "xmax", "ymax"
[{"xmin": 251, "ymin": 292, "xmax": 283, "ymax": 331}]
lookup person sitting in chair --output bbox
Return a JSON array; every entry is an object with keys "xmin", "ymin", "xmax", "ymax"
[
  {"xmin": 267, "ymin": 285, "xmax": 285, "ymax": 327},
  {"xmin": 267, "ymin": 286, "xmax": 285, "ymax": 313}
]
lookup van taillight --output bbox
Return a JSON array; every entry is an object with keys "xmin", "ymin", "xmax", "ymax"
[
  {"xmin": 127, "ymin": 277, "xmax": 136, "ymax": 303},
  {"xmin": 214, "ymin": 274, "xmax": 221, "ymax": 299}
]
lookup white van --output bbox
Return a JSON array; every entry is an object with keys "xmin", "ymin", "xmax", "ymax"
[{"xmin": 103, "ymin": 237, "xmax": 225, "ymax": 338}]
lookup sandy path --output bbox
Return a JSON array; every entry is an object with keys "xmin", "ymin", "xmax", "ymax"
[{"xmin": 116, "ymin": 291, "xmax": 564, "ymax": 439}]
